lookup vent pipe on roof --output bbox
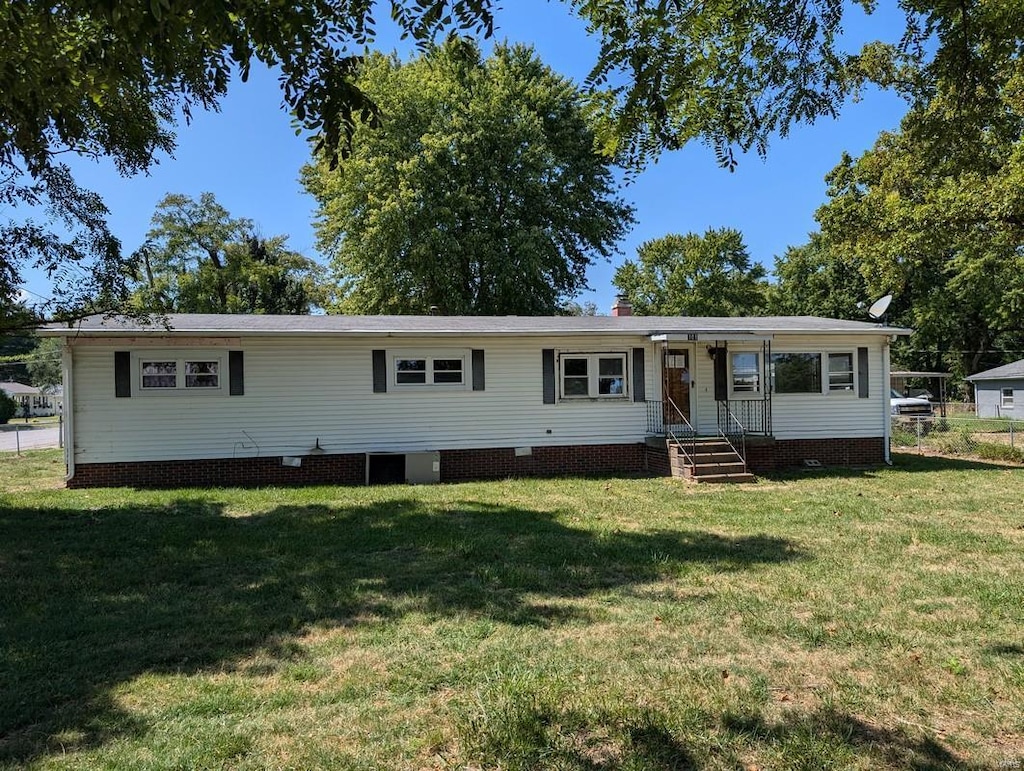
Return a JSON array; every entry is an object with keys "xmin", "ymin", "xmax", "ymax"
[{"xmin": 428, "ymin": 305, "xmax": 441, "ymax": 316}]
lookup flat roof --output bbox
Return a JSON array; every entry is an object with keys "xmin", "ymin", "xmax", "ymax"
[{"xmin": 42, "ymin": 313, "xmax": 913, "ymax": 338}]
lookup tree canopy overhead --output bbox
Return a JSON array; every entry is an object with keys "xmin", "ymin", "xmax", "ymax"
[
  {"xmin": 1, "ymin": 0, "xmax": 493, "ymax": 333},
  {"xmin": 4, "ymin": 0, "xmax": 1024, "ymax": 331},
  {"xmin": 7, "ymin": 0, "xmax": 1018, "ymax": 177},
  {"xmin": 303, "ymin": 40, "xmax": 634, "ymax": 315},
  {"xmin": 813, "ymin": 0, "xmax": 1024, "ymax": 377}
]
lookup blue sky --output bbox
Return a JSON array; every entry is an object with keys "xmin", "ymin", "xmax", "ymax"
[{"xmin": 31, "ymin": 0, "xmax": 910, "ymax": 314}]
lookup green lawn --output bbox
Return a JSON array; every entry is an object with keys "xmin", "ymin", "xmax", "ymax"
[{"xmin": 1, "ymin": 450, "xmax": 1022, "ymax": 770}]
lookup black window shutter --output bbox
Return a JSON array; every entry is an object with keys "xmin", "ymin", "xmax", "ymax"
[
  {"xmin": 114, "ymin": 351, "xmax": 131, "ymax": 398},
  {"xmin": 542, "ymin": 349, "xmax": 556, "ymax": 404},
  {"xmin": 713, "ymin": 347, "xmax": 728, "ymax": 402},
  {"xmin": 472, "ymin": 349, "xmax": 485, "ymax": 391},
  {"xmin": 857, "ymin": 347, "xmax": 869, "ymax": 398},
  {"xmin": 632, "ymin": 348, "xmax": 646, "ymax": 402},
  {"xmin": 229, "ymin": 350, "xmax": 245, "ymax": 395},
  {"xmin": 372, "ymin": 349, "xmax": 387, "ymax": 393}
]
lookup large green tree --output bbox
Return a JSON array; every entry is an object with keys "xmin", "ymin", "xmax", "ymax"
[
  {"xmin": 769, "ymin": 233, "xmax": 867, "ymax": 319},
  {"xmin": 4, "ymin": 0, "xmax": 1024, "ymax": 330},
  {"xmin": 1, "ymin": 1, "xmax": 492, "ymax": 333},
  {"xmin": 304, "ymin": 41, "xmax": 634, "ymax": 315},
  {"xmin": 613, "ymin": 229, "xmax": 768, "ymax": 316},
  {"xmin": 134, "ymin": 193, "xmax": 325, "ymax": 314},
  {"xmin": 815, "ymin": 37, "xmax": 1024, "ymax": 377},
  {"xmin": 26, "ymin": 337, "xmax": 62, "ymax": 389}
]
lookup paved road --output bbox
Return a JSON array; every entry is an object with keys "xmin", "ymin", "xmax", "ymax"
[{"xmin": 0, "ymin": 424, "xmax": 61, "ymax": 452}]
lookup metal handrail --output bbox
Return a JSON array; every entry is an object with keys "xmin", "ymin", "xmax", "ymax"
[
  {"xmin": 663, "ymin": 396, "xmax": 697, "ymax": 464},
  {"xmin": 716, "ymin": 402, "xmax": 747, "ymax": 469}
]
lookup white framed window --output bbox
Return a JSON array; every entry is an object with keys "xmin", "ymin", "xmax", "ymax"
[
  {"xmin": 730, "ymin": 352, "xmax": 760, "ymax": 395},
  {"xmin": 560, "ymin": 353, "xmax": 627, "ymax": 399},
  {"xmin": 827, "ymin": 352, "xmax": 855, "ymax": 392},
  {"xmin": 138, "ymin": 355, "xmax": 223, "ymax": 393},
  {"xmin": 392, "ymin": 353, "xmax": 466, "ymax": 387},
  {"xmin": 1001, "ymin": 388, "xmax": 1015, "ymax": 409}
]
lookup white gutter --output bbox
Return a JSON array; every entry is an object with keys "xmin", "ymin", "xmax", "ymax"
[
  {"xmin": 61, "ymin": 341, "xmax": 75, "ymax": 482},
  {"xmin": 883, "ymin": 338, "xmax": 892, "ymax": 464},
  {"xmin": 650, "ymin": 333, "xmax": 774, "ymax": 342}
]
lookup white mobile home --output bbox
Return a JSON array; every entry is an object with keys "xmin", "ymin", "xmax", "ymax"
[{"xmin": 42, "ymin": 312, "xmax": 910, "ymax": 487}]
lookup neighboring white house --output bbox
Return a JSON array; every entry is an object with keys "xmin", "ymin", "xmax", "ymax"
[
  {"xmin": 41, "ymin": 310, "xmax": 911, "ymax": 488},
  {"xmin": 0, "ymin": 381, "xmax": 62, "ymax": 417},
  {"xmin": 966, "ymin": 359, "xmax": 1024, "ymax": 418}
]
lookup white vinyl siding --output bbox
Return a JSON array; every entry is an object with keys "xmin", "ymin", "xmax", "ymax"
[
  {"xmin": 690, "ymin": 336, "xmax": 886, "ymax": 438},
  {"xmin": 766, "ymin": 338, "xmax": 884, "ymax": 439},
  {"xmin": 69, "ymin": 335, "xmax": 657, "ymax": 463},
  {"xmin": 67, "ymin": 332, "xmax": 892, "ymax": 464}
]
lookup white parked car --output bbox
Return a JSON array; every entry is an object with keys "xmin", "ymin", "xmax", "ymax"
[{"xmin": 890, "ymin": 389, "xmax": 934, "ymax": 417}]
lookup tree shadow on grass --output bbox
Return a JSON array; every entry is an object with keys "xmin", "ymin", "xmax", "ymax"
[
  {"xmin": 0, "ymin": 497, "xmax": 801, "ymax": 763},
  {"xmin": 720, "ymin": 708, "xmax": 981, "ymax": 770},
  {"xmin": 459, "ymin": 701, "xmax": 981, "ymax": 770}
]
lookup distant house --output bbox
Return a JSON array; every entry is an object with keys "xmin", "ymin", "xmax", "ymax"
[
  {"xmin": 41, "ymin": 308, "xmax": 911, "ymax": 488},
  {"xmin": 0, "ymin": 381, "xmax": 61, "ymax": 417},
  {"xmin": 966, "ymin": 360, "xmax": 1024, "ymax": 418}
]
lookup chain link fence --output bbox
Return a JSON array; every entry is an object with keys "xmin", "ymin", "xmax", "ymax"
[{"xmin": 892, "ymin": 414, "xmax": 1024, "ymax": 463}]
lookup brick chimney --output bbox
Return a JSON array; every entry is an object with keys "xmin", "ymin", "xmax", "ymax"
[{"xmin": 611, "ymin": 296, "xmax": 633, "ymax": 317}]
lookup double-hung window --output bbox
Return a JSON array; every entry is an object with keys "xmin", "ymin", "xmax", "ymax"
[
  {"xmin": 560, "ymin": 353, "xmax": 627, "ymax": 398},
  {"xmin": 140, "ymin": 357, "xmax": 221, "ymax": 392},
  {"xmin": 730, "ymin": 352, "xmax": 760, "ymax": 395},
  {"xmin": 1001, "ymin": 388, "xmax": 1015, "ymax": 409},
  {"xmin": 827, "ymin": 353, "xmax": 855, "ymax": 392},
  {"xmin": 394, "ymin": 355, "xmax": 465, "ymax": 387}
]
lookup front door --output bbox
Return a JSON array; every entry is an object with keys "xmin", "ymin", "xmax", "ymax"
[{"xmin": 663, "ymin": 349, "xmax": 692, "ymax": 428}]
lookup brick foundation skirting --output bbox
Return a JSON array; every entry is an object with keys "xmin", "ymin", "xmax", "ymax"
[
  {"xmin": 440, "ymin": 443, "xmax": 646, "ymax": 482},
  {"xmin": 744, "ymin": 437, "xmax": 885, "ymax": 472},
  {"xmin": 68, "ymin": 443, "xmax": 648, "ymax": 489},
  {"xmin": 68, "ymin": 453, "xmax": 367, "ymax": 489},
  {"xmin": 66, "ymin": 437, "xmax": 885, "ymax": 488}
]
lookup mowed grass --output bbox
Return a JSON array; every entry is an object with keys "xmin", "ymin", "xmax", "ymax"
[{"xmin": 1, "ymin": 450, "xmax": 1022, "ymax": 770}]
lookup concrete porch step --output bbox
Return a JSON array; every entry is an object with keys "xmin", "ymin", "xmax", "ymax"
[
  {"xmin": 664, "ymin": 436, "xmax": 754, "ymax": 484},
  {"xmin": 687, "ymin": 461, "xmax": 748, "ymax": 477},
  {"xmin": 683, "ymin": 451, "xmax": 742, "ymax": 464},
  {"xmin": 689, "ymin": 471, "xmax": 756, "ymax": 484}
]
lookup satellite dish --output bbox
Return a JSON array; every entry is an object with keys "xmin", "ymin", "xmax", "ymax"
[{"xmin": 867, "ymin": 294, "xmax": 893, "ymax": 321}]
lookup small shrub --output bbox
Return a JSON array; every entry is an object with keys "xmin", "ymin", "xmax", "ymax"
[
  {"xmin": 971, "ymin": 442, "xmax": 1024, "ymax": 464},
  {"xmin": 891, "ymin": 429, "xmax": 918, "ymax": 448},
  {"xmin": 930, "ymin": 426, "xmax": 977, "ymax": 455},
  {"xmin": 0, "ymin": 391, "xmax": 16, "ymax": 424}
]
